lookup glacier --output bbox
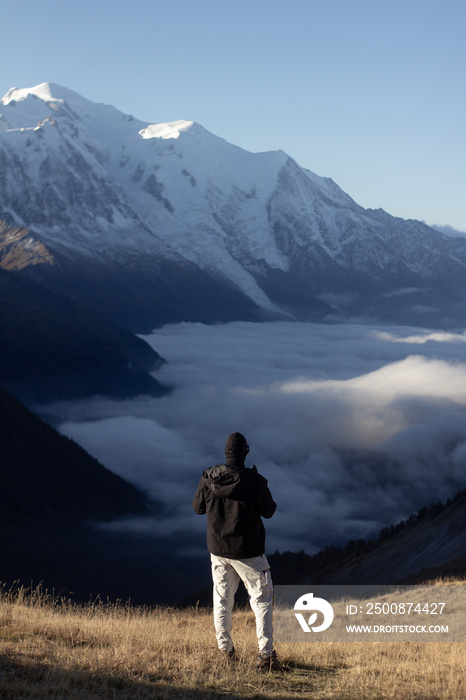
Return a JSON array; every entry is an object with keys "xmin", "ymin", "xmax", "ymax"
[{"xmin": 2, "ymin": 82, "xmax": 466, "ymax": 330}]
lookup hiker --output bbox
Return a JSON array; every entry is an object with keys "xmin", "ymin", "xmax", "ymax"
[{"xmin": 192, "ymin": 432, "xmax": 282, "ymax": 671}]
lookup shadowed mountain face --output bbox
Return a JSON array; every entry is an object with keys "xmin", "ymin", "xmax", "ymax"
[
  {"xmin": 268, "ymin": 489, "xmax": 466, "ymax": 587},
  {"xmin": 321, "ymin": 492, "xmax": 466, "ymax": 585},
  {"xmin": 0, "ymin": 385, "xmax": 208, "ymax": 604},
  {"xmin": 0, "ymin": 268, "xmax": 169, "ymax": 403},
  {"xmin": 0, "ymin": 385, "xmax": 150, "ymax": 525},
  {"xmin": 2, "ymin": 83, "xmax": 466, "ymax": 330}
]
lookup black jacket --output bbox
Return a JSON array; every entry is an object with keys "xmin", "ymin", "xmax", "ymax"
[{"xmin": 192, "ymin": 463, "xmax": 276, "ymax": 559}]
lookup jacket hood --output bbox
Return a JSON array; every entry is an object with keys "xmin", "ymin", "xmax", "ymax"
[{"xmin": 202, "ymin": 463, "xmax": 247, "ymax": 499}]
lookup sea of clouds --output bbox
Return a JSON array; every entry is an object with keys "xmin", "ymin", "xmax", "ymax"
[{"xmin": 42, "ymin": 321, "xmax": 466, "ymax": 558}]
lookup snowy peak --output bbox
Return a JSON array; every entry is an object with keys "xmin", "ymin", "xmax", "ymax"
[
  {"xmin": 1, "ymin": 82, "xmax": 75, "ymax": 105},
  {"xmin": 2, "ymin": 83, "xmax": 209, "ymax": 148},
  {"xmin": 139, "ymin": 120, "xmax": 195, "ymax": 140},
  {"xmin": 1, "ymin": 82, "xmax": 113, "ymax": 114},
  {"xmin": 1, "ymin": 83, "xmax": 92, "ymax": 127},
  {"xmin": 0, "ymin": 83, "xmax": 146, "ymax": 140},
  {"xmin": 2, "ymin": 82, "xmax": 466, "ymax": 329}
]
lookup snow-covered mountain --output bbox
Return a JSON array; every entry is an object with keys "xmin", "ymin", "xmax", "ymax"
[{"xmin": 2, "ymin": 82, "xmax": 466, "ymax": 330}]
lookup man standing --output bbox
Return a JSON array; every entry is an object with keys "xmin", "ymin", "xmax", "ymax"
[{"xmin": 192, "ymin": 432, "xmax": 281, "ymax": 671}]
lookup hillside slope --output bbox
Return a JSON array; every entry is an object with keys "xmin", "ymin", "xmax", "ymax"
[
  {"xmin": 0, "ymin": 386, "xmax": 207, "ymax": 603},
  {"xmin": 0, "ymin": 266, "xmax": 169, "ymax": 403},
  {"xmin": 269, "ymin": 489, "xmax": 466, "ymax": 586},
  {"xmin": 324, "ymin": 491, "xmax": 466, "ymax": 584}
]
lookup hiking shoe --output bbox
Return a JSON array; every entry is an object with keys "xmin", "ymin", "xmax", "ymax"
[
  {"xmin": 219, "ymin": 647, "xmax": 237, "ymax": 661},
  {"xmin": 256, "ymin": 650, "xmax": 284, "ymax": 672}
]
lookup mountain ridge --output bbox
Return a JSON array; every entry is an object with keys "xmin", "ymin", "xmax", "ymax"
[
  {"xmin": 3, "ymin": 82, "xmax": 466, "ymax": 329},
  {"xmin": 268, "ymin": 487, "xmax": 466, "ymax": 587}
]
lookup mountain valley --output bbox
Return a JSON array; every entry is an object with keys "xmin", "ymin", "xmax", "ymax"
[{"xmin": 1, "ymin": 82, "xmax": 465, "ymax": 600}]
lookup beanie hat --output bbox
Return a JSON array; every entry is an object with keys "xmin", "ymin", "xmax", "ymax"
[{"xmin": 225, "ymin": 432, "xmax": 249, "ymax": 457}]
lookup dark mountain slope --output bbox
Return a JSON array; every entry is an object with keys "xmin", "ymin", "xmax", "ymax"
[
  {"xmin": 23, "ymin": 252, "xmax": 268, "ymax": 332},
  {"xmin": 0, "ymin": 268, "xmax": 169, "ymax": 403},
  {"xmin": 269, "ymin": 488, "xmax": 466, "ymax": 586},
  {"xmin": 0, "ymin": 386, "xmax": 208, "ymax": 604},
  {"xmin": 0, "ymin": 384, "xmax": 149, "ymax": 526},
  {"xmin": 324, "ymin": 490, "xmax": 466, "ymax": 585}
]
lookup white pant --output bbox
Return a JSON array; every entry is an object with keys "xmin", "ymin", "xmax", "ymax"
[{"xmin": 210, "ymin": 553, "xmax": 274, "ymax": 655}]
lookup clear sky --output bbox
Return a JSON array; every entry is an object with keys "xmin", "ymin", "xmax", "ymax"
[{"xmin": 1, "ymin": 0, "xmax": 465, "ymax": 231}]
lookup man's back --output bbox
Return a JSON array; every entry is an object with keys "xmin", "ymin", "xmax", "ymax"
[{"xmin": 192, "ymin": 462, "xmax": 276, "ymax": 558}]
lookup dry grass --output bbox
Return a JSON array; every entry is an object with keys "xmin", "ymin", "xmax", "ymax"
[{"xmin": 0, "ymin": 582, "xmax": 464, "ymax": 699}]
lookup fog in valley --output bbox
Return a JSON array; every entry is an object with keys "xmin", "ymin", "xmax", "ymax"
[{"xmin": 41, "ymin": 321, "xmax": 466, "ymax": 558}]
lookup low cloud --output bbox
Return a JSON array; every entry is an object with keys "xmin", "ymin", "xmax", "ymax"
[
  {"xmin": 373, "ymin": 329, "xmax": 466, "ymax": 344},
  {"xmin": 45, "ymin": 321, "xmax": 466, "ymax": 556}
]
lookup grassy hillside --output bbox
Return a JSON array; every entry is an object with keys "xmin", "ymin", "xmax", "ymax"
[{"xmin": 0, "ymin": 582, "xmax": 464, "ymax": 699}]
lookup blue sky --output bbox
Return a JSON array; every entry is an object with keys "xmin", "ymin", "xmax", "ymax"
[{"xmin": 1, "ymin": 0, "xmax": 465, "ymax": 230}]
